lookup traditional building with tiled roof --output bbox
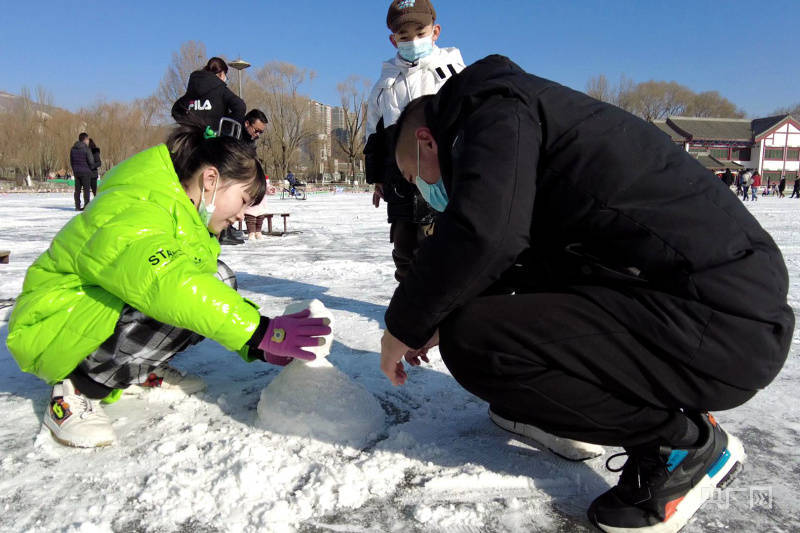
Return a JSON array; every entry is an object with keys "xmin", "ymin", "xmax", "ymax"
[{"xmin": 653, "ymin": 114, "xmax": 800, "ymax": 184}]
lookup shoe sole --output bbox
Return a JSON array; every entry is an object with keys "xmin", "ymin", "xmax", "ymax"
[
  {"xmin": 488, "ymin": 408, "xmax": 605, "ymax": 461},
  {"xmin": 43, "ymin": 419, "xmax": 115, "ymax": 448},
  {"xmin": 592, "ymin": 431, "xmax": 746, "ymax": 533},
  {"xmin": 49, "ymin": 430, "xmax": 115, "ymax": 448}
]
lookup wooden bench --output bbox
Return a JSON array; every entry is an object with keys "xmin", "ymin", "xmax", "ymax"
[
  {"xmin": 0, "ymin": 250, "xmax": 9, "ymax": 264},
  {"xmin": 263, "ymin": 213, "xmax": 290, "ymax": 234},
  {"xmin": 237, "ymin": 214, "xmax": 292, "ymax": 236}
]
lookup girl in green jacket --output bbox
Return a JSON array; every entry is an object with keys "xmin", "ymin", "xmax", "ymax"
[{"xmin": 6, "ymin": 123, "xmax": 330, "ymax": 448}]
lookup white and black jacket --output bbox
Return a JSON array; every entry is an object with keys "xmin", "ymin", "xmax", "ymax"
[{"xmin": 364, "ymin": 46, "xmax": 465, "ymax": 222}]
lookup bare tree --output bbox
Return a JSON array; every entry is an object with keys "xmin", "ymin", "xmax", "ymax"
[
  {"xmin": 250, "ymin": 61, "xmax": 318, "ymax": 181},
  {"xmin": 156, "ymin": 41, "xmax": 207, "ymax": 118},
  {"xmin": 586, "ymin": 74, "xmax": 612, "ymax": 103},
  {"xmin": 626, "ymin": 81, "xmax": 692, "ymax": 121},
  {"xmin": 79, "ymin": 99, "xmax": 167, "ymax": 170},
  {"xmin": 585, "ymin": 74, "xmax": 746, "ymax": 120},
  {"xmin": 773, "ymin": 102, "xmax": 800, "ymax": 119},
  {"xmin": 685, "ymin": 91, "xmax": 744, "ymax": 118},
  {"xmin": 334, "ymin": 75, "xmax": 370, "ymax": 183},
  {"xmin": 614, "ymin": 74, "xmax": 636, "ymax": 111}
]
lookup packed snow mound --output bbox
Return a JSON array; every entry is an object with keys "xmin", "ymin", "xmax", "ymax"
[{"xmin": 257, "ymin": 299, "xmax": 385, "ymax": 448}]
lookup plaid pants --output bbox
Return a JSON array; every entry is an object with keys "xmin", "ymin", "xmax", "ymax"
[{"xmin": 72, "ymin": 260, "xmax": 237, "ymax": 394}]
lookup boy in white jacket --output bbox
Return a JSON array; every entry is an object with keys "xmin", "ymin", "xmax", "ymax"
[{"xmin": 364, "ymin": 0, "xmax": 465, "ymax": 281}]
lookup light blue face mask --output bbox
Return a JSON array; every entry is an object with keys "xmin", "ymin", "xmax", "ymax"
[
  {"xmin": 415, "ymin": 141, "xmax": 448, "ymax": 212},
  {"xmin": 397, "ymin": 35, "xmax": 434, "ymax": 63}
]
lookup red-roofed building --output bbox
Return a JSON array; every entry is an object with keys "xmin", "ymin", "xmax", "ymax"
[{"xmin": 653, "ymin": 115, "xmax": 800, "ymax": 184}]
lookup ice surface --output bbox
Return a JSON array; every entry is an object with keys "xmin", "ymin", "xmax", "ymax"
[{"xmin": 0, "ymin": 192, "xmax": 797, "ymax": 532}]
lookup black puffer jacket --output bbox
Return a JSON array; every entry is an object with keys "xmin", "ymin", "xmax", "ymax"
[
  {"xmin": 69, "ymin": 141, "xmax": 95, "ymax": 177},
  {"xmin": 90, "ymin": 147, "xmax": 101, "ymax": 177},
  {"xmin": 385, "ymin": 55, "xmax": 793, "ymax": 390},
  {"xmin": 171, "ymin": 70, "xmax": 246, "ymax": 130}
]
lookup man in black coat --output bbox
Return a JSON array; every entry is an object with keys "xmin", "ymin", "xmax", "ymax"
[
  {"xmin": 379, "ymin": 55, "xmax": 793, "ymax": 532},
  {"xmin": 242, "ymin": 108, "xmax": 268, "ymax": 146},
  {"xmin": 218, "ymin": 108, "xmax": 268, "ymax": 245},
  {"xmin": 69, "ymin": 132, "xmax": 95, "ymax": 211}
]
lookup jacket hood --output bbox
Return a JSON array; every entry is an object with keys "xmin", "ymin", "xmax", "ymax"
[
  {"xmin": 187, "ymin": 70, "xmax": 226, "ymax": 96},
  {"xmin": 72, "ymin": 141, "xmax": 86, "ymax": 150}
]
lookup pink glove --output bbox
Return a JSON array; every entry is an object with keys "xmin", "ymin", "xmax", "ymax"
[{"xmin": 259, "ymin": 309, "xmax": 331, "ymax": 364}]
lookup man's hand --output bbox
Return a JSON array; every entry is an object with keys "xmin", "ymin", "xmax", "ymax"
[
  {"xmin": 404, "ymin": 329, "xmax": 439, "ymax": 366},
  {"xmin": 380, "ymin": 329, "xmax": 411, "ymax": 386},
  {"xmin": 372, "ymin": 183, "xmax": 384, "ymax": 208}
]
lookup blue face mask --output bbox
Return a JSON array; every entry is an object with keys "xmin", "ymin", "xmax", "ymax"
[
  {"xmin": 415, "ymin": 141, "xmax": 448, "ymax": 212},
  {"xmin": 397, "ymin": 35, "xmax": 434, "ymax": 63}
]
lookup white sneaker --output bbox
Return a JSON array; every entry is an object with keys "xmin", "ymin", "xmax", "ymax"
[
  {"xmin": 44, "ymin": 379, "xmax": 116, "ymax": 448},
  {"xmin": 124, "ymin": 365, "xmax": 206, "ymax": 396},
  {"xmin": 489, "ymin": 407, "xmax": 604, "ymax": 461}
]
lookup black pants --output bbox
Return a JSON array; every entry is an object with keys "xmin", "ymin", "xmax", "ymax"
[
  {"xmin": 439, "ymin": 292, "xmax": 761, "ymax": 448},
  {"xmin": 390, "ymin": 220, "xmax": 431, "ymax": 282},
  {"xmin": 90, "ymin": 176, "xmax": 98, "ymax": 196},
  {"xmin": 74, "ymin": 174, "xmax": 92, "ymax": 209}
]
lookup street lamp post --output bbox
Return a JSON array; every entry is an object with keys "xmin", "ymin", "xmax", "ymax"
[{"xmin": 228, "ymin": 58, "xmax": 251, "ymax": 98}]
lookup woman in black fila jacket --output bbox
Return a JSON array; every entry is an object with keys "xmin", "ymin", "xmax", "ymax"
[{"xmin": 172, "ymin": 57, "xmax": 246, "ymax": 131}]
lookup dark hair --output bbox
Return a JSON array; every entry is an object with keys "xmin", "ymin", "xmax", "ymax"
[
  {"xmin": 394, "ymin": 94, "xmax": 434, "ymax": 157},
  {"xmin": 245, "ymin": 109, "xmax": 268, "ymax": 125},
  {"xmin": 78, "ymin": 132, "xmax": 89, "ymax": 142},
  {"xmin": 88, "ymin": 138, "xmax": 98, "ymax": 150},
  {"xmin": 167, "ymin": 121, "xmax": 265, "ymax": 205},
  {"xmin": 204, "ymin": 57, "xmax": 228, "ymax": 75}
]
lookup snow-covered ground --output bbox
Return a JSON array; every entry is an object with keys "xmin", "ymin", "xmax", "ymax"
[{"xmin": 0, "ymin": 191, "xmax": 798, "ymax": 533}]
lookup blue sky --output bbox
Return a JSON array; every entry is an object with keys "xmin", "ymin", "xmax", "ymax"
[{"xmin": 2, "ymin": 0, "xmax": 798, "ymax": 117}]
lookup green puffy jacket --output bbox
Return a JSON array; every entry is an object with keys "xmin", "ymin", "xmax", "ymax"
[{"xmin": 7, "ymin": 144, "xmax": 261, "ymax": 384}]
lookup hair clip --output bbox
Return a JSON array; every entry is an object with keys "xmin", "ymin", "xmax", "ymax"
[{"xmin": 203, "ymin": 126, "xmax": 218, "ymax": 139}]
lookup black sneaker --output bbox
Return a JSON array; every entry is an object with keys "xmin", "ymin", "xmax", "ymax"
[
  {"xmin": 588, "ymin": 412, "xmax": 745, "ymax": 532},
  {"xmin": 219, "ymin": 233, "xmax": 245, "ymax": 245}
]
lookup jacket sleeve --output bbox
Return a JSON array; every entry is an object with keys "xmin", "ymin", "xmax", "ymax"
[
  {"xmin": 384, "ymin": 96, "xmax": 541, "ymax": 348},
  {"xmin": 224, "ymin": 87, "xmax": 246, "ymax": 125},
  {"xmin": 74, "ymin": 202, "xmax": 260, "ymax": 352},
  {"xmin": 364, "ymin": 118, "xmax": 387, "ymax": 185}
]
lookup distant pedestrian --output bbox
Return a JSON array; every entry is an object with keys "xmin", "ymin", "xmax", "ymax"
[
  {"xmin": 779, "ymin": 176, "xmax": 786, "ymax": 198},
  {"xmin": 69, "ymin": 132, "xmax": 95, "ymax": 211},
  {"xmin": 790, "ymin": 179, "xmax": 800, "ymax": 199},
  {"xmin": 286, "ymin": 170, "xmax": 304, "ymax": 196},
  {"xmin": 722, "ymin": 168, "xmax": 734, "ymax": 188},
  {"xmin": 88, "ymin": 138, "xmax": 101, "ymax": 197},
  {"xmin": 741, "ymin": 170, "xmax": 752, "ymax": 201},
  {"xmin": 750, "ymin": 171, "xmax": 760, "ymax": 201}
]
